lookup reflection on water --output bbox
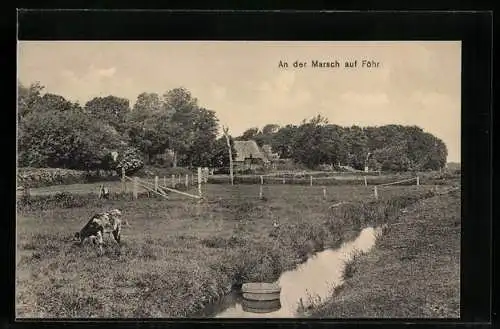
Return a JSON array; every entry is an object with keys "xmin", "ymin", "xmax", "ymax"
[{"xmin": 213, "ymin": 226, "xmax": 382, "ymax": 318}]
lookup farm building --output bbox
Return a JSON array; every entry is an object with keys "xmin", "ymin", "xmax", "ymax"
[
  {"xmin": 261, "ymin": 144, "xmax": 279, "ymax": 170},
  {"xmin": 233, "ymin": 140, "xmax": 279, "ymax": 171},
  {"xmin": 261, "ymin": 144, "xmax": 279, "ymax": 162}
]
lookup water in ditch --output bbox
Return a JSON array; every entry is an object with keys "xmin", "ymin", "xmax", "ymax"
[{"xmin": 199, "ymin": 226, "xmax": 383, "ymax": 318}]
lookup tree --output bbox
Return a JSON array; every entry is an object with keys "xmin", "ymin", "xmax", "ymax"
[
  {"xmin": 270, "ymin": 124, "xmax": 297, "ymax": 159},
  {"xmin": 161, "ymin": 88, "xmax": 199, "ymax": 167},
  {"xmin": 209, "ymin": 136, "xmax": 236, "ymax": 169},
  {"xmin": 18, "ymin": 109, "xmax": 122, "ymax": 170},
  {"xmin": 127, "ymin": 92, "xmax": 164, "ymax": 163},
  {"xmin": 85, "ymin": 96, "xmax": 130, "ymax": 133},
  {"xmin": 319, "ymin": 124, "xmax": 343, "ymax": 166},
  {"xmin": 32, "ymin": 93, "xmax": 75, "ymax": 113},
  {"xmin": 253, "ymin": 123, "xmax": 280, "ymax": 147},
  {"xmin": 406, "ymin": 131, "xmax": 447, "ymax": 170},
  {"xmin": 182, "ymin": 107, "xmax": 219, "ymax": 167},
  {"xmin": 239, "ymin": 127, "xmax": 260, "ymax": 141},
  {"xmin": 18, "ymin": 81, "xmax": 44, "ymax": 119},
  {"xmin": 343, "ymin": 126, "xmax": 369, "ymax": 170},
  {"xmin": 261, "ymin": 124, "xmax": 280, "ymax": 136},
  {"xmin": 133, "ymin": 92, "xmax": 162, "ymax": 115},
  {"xmin": 291, "ymin": 116, "xmax": 330, "ymax": 168},
  {"xmin": 222, "ymin": 127, "xmax": 234, "ymax": 185},
  {"xmin": 372, "ymin": 141, "xmax": 411, "ymax": 172}
]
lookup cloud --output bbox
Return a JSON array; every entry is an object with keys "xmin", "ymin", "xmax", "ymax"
[
  {"xmin": 97, "ymin": 67, "xmax": 116, "ymax": 78},
  {"xmin": 60, "ymin": 65, "xmax": 117, "ymax": 85},
  {"xmin": 56, "ymin": 66, "xmax": 134, "ymax": 102}
]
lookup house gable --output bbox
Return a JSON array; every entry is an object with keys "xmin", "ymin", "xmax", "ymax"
[{"xmin": 234, "ymin": 140, "xmax": 269, "ymax": 163}]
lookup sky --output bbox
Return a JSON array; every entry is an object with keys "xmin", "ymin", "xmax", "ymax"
[{"xmin": 17, "ymin": 41, "xmax": 461, "ymax": 162}]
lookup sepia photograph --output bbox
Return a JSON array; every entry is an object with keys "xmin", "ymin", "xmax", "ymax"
[{"xmin": 16, "ymin": 41, "xmax": 461, "ymax": 319}]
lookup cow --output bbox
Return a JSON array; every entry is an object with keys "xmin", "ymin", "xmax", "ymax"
[{"xmin": 74, "ymin": 208, "xmax": 123, "ymax": 255}]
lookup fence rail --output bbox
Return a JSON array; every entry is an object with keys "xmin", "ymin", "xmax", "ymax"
[
  {"xmin": 378, "ymin": 177, "xmax": 418, "ymax": 187},
  {"xmin": 124, "ymin": 174, "xmax": 202, "ymax": 200}
]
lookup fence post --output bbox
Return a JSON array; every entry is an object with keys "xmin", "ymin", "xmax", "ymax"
[
  {"xmin": 133, "ymin": 177, "xmax": 138, "ymax": 200},
  {"xmin": 282, "ymin": 175, "xmax": 285, "ymax": 184},
  {"xmin": 198, "ymin": 167, "xmax": 202, "ymax": 197},
  {"xmin": 374, "ymin": 186, "xmax": 378, "ymax": 199},
  {"xmin": 260, "ymin": 175, "xmax": 264, "ymax": 185},
  {"xmin": 364, "ymin": 176, "xmax": 367, "ymax": 186},
  {"xmin": 416, "ymin": 176, "xmax": 420, "ymax": 186},
  {"xmin": 154, "ymin": 176, "xmax": 159, "ymax": 192},
  {"xmin": 178, "ymin": 174, "xmax": 181, "ymax": 185},
  {"xmin": 191, "ymin": 174, "xmax": 194, "ymax": 186},
  {"xmin": 121, "ymin": 167, "xmax": 126, "ymax": 193},
  {"xmin": 259, "ymin": 185, "xmax": 263, "ymax": 200},
  {"xmin": 185, "ymin": 174, "xmax": 189, "ymax": 188},
  {"xmin": 171, "ymin": 174, "xmax": 175, "ymax": 188},
  {"xmin": 310, "ymin": 175, "xmax": 313, "ymax": 186},
  {"xmin": 323, "ymin": 187, "xmax": 327, "ymax": 200}
]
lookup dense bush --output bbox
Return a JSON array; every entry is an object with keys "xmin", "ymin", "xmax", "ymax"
[
  {"xmin": 115, "ymin": 147, "xmax": 144, "ymax": 176},
  {"xmin": 18, "ymin": 107, "xmax": 122, "ymax": 170},
  {"xmin": 18, "ymin": 168, "xmax": 87, "ymax": 188}
]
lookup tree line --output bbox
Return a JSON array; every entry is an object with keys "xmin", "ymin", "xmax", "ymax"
[
  {"xmin": 18, "ymin": 81, "xmax": 235, "ymax": 174},
  {"xmin": 18, "ymin": 81, "xmax": 447, "ymax": 174},
  {"xmin": 237, "ymin": 115, "xmax": 447, "ymax": 171}
]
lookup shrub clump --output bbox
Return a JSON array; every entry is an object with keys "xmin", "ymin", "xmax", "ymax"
[
  {"xmin": 17, "ymin": 167, "xmax": 88, "ymax": 188},
  {"xmin": 115, "ymin": 147, "xmax": 144, "ymax": 176}
]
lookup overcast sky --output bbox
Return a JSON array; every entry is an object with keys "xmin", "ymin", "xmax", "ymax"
[{"xmin": 18, "ymin": 41, "xmax": 461, "ymax": 162}]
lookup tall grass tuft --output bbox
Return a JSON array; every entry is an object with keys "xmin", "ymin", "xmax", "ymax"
[{"xmin": 342, "ymin": 249, "xmax": 365, "ymax": 280}]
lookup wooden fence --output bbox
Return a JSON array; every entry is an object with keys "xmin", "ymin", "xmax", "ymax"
[
  {"xmin": 253, "ymin": 174, "xmax": 422, "ymax": 201},
  {"xmin": 121, "ymin": 167, "xmax": 207, "ymax": 200}
]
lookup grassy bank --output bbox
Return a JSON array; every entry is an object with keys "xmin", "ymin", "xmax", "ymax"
[
  {"xmin": 310, "ymin": 189, "xmax": 460, "ymax": 318},
  {"xmin": 16, "ymin": 184, "xmax": 439, "ymax": 318}
]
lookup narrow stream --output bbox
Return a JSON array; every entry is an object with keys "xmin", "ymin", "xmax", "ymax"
[{"xmin": 199, "ymin": 226, "xmax": 382, "ymax": 318}]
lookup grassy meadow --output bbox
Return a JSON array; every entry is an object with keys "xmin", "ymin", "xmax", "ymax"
[{"xmin": 16, "ymin": 182, "xmax": 453, "ymax": 318}]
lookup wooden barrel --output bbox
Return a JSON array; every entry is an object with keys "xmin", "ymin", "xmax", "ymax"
[
  {"xmin": 242, "ymin": 298, "xmax": 281, "ymax": 314},
  {"xmin": 241, "ymin": 282, "xmax": 281, "ymax": 301}
]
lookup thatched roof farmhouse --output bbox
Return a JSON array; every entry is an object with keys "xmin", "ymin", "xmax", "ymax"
[{"xmin": 233, "ymin": 140, "xmax": 269, "ymax": 163}]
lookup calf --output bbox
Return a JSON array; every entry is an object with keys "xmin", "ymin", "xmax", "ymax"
[{"xmin": 74, "ymin": 209, "xmax": 123, "ymax": 254}]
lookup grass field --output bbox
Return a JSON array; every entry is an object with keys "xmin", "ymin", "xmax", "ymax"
[
  {"xmin": 310, "ymin": 189, "xmax": 461, "ymax": 318},
  {"xmin": 16, "ymin": 183, "xmax": 452, "ymax": 318},
  {"xmin": 21, "ymin": 169, "xmax": 458, "ymax": 197}
]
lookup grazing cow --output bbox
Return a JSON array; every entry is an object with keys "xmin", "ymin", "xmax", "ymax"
[
  {"xmin": 74, "ymin": 209, "xmax": 123, "ymax": 254},
  {"xmin": 98, "ymin": 184, "xmax": 110, "ymax": 200}
]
